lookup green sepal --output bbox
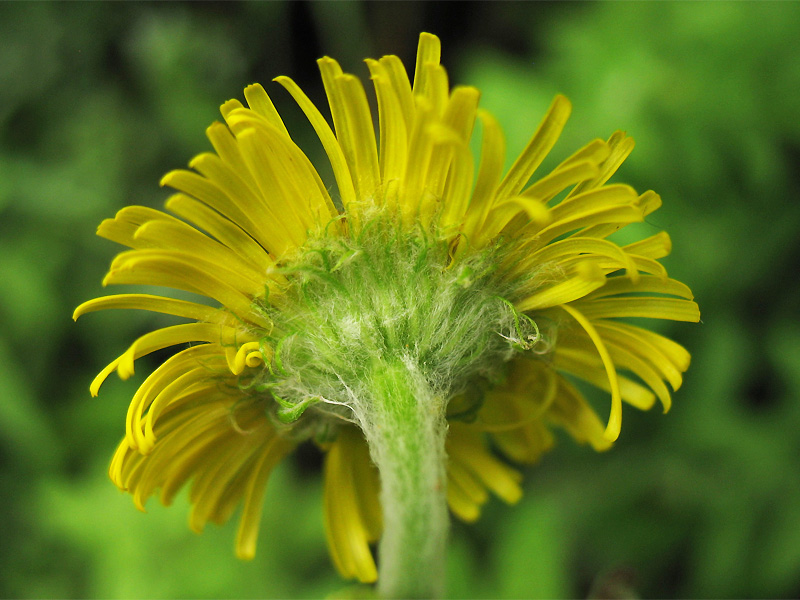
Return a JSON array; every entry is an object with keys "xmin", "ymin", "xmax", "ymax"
[{"xmin": 273, "ymin": 394, "xmax": 321, "ymax": 423}]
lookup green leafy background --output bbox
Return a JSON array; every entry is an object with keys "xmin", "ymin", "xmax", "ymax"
[{"xmin": 2, "ymin": 2, "xmax": 799, "ymax": 598}]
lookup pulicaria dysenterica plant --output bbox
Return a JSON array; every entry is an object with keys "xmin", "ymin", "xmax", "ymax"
[{"xmin": 75, "ymin": 32, "xmax": 699, "ymax": 599}]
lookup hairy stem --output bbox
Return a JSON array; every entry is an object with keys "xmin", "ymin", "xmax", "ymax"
[{"xmin": 358, "ymin": 359, "xmax": 450, "ymax": 599}]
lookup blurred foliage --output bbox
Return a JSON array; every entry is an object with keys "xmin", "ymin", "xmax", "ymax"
[{"xmin": 1, "ymin": 1, "xmax": 799, "ymax": 598}]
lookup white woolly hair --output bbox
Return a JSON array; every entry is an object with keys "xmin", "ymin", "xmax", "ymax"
[{"xmin": 253, "ymin": 216, "xmax": 553, "ymax": 436}]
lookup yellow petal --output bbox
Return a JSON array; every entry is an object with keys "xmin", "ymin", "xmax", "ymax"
[
  {"xmin": 623, "ymin": 231, "xmax": 672, "ymax": 260},
  {"xmin": 398, "ymin": 100, "xmax": 437, "ymax": 224},
  {"xmin": 366, "ymin": 58, "xmax": 408, "ymax": 190},
  {"xmin": 165, "ymin": 193, "xmax": 280, "ymax": 280},
  {"xmin": 602, "ymin": 321, "xmax": 691, "ymax": 372},
  {"xmin": 548, "ymin": 184, "xmax": 639, "ymax": 224},
  {"xmin": 125, "ymin": 344, "xmax": 226, "ymax": 451},
  {"xmin": 618, "ymin": 255, "xmax": 666, "ymax": 278},
  {"xmin": 143, "ymin": 368, "xmax": 225, "ymax": 446},
  {"xmin": 235, "ymin": 435, "xmax": 293, "ymax": 560},
  {"xmin": 520, "ymin": 159, "xmax": 602, "ymax": 204},
  {"xmin": 546, "ymin": 376, "xmax": 612, "ymax": 452},
  {"xmin": 323, "ymin": 429, "xmax": 379, "ymax": 583},
  {"xmin": 479, "ymin": 195, "xmax": 551, "ymax": 247},
  {"xmin": 445, "ymin": 477, "xmax": 482, "ymax": 523},
  {"xmin": 104, "ymin": 250, "xmax": 268, "ymax": 326},
  {"xmin": 460, "ymin": 110, "xmax": 506, "ymax": 250},
  {"xmin": 231, "ymin": 128, "xmax": 309, "ymax": 246},
  {"xmin": 412, "ymin": 32, "xmax": 442, "ymax": 100},
  {"xmin": 219, "ymin": 97, "xmax": 244, "ymax": 120},
  {"xmin": 447, "ymin": 425, "xmax": 523, "ymax": 505},
  {"xmin": 491, "ymin": 423, "xmax": 555, "ymax": 464},
  {"xmin": 377, "ymin": 54, "xmax": 414, "ymax": 129},
  {"xmin": 224, "ymin": 112, "xmax": 338, "ymax": 227},
  {"xmin": 228, "ymin": 341, "xmax": 264, "ymax": 376},
  {"xmin": 516, "ymin": 262, "xmax": 606, "ymax": 312},
  {"xmin": 556, "ymin": 138, "xmax": 611, "ymax": 171},
  {"xmin": 96, "ymin": 206, "xmax": 181, "ymax": 248},
  {"xmin": 243, "ymin": 83, "xmax": 289, "ymax": 137},
  {"xmin": 567, "ymin": 130, "xmax": 635, "ymax": 198},
  {"xmin": 443, "ymin": 86, "xmax": 480, "ymax": 142},
  {"xmin": 496, "ymin": 95, "xmax": 572, "ymax": 201},
  {"xmin": 140, "ymin": 408, "xmax": 233, "ymax": 511},
  {"xmin": 638, "ymin": 190, "xmax": 662, "ymax": 216},
  {"xmin": 572, "ymin": 191, "xmax": 661, "ymax": 242},
  {"xmin": 274, "ymin": 74, "xmax": 357, "ymax": 214},
  {"xmin": 583, "ymin": 274, "xmax": 694, "ymax": 300},
  {"xmin": 204, "ymin": 121, "xmax": 259, "ymax": 192},
  {"xmin": 119, "ymin": 400, "xmax": 227, "ymax": 501},
  {"xmin": 318, "ymin": 56, "xmax": 380, "ymax": 220},
  {"xmin": 553, "ymin": 347, "xmax": 657, "ymax": 411},
  {"xmin": 595, "ymin": 322, "xmax": 684, "ymax": 391},
  {"xmin": 559, "ymin": 304, "xmax": 622, "ymax": 441},
  {"xmin": 160, "ymin": 169, "xmax": 277, "ymax": 254},
  {"xmin": 159, "ymin": 399, "xmax": 262, "ymax": 507},
  {"xmin": 515, "ymin": 236, "xmax": 638, "ymax": 283},
  {"xmin": 90, "ymin": 326, "xmax": 229, "ymax": 396},
  {"xmin": 188, "ymin": 433, "xmax": 257, "ymax": 530},
  {"xmin": 605, "ymin": 340, "xmax": 673, "ymax": 412},
  {"xmin": 415, "ymin": 62, "xmax": 449, "ymax": 116},
  {"xmin": 529, "ymin": 205, "xmax": 644, "ymax": 250},
  {"xmin": 335, "ymin": 73, "xmax": 382, "ymax": 204},
  {"xmin": 435, "ymin": 131, "xmax": 475, "ymax": 232},
  {"xmin": 447, "ymin": 460, "xmax": 489, "ymax": 506},
  {"xmin": 73, "ymin": 293, "xmax": 224, "ymax": 323},
  {"xmin": 133, "ymin": 220, "xmax": 267, "ymax": 290},
  {"xmin": 575, "ymin": 297, "xmax": 701, "ymax": 322},
  {"xmin": 349, "ymin": 432, "xmax": 383, "ymax": 542}
]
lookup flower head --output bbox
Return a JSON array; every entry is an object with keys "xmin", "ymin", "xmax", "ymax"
[{"xmin": 75, "ymin": 32, "xmax": 699, "ymax": 586}]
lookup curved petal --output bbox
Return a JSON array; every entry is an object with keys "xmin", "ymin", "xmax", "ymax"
[{"xmin": 323, "ymin": 428, "xmax": 380, "ymax": 583}]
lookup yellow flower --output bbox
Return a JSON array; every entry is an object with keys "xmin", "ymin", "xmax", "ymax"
[{"xmin": 75, "ymin": 32, "xmax": 699, "ymax": 586}]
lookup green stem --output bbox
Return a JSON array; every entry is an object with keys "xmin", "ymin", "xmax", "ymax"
[{"xmin": 360, "ymin": 359, "xmax": 450, "ymax": 599}]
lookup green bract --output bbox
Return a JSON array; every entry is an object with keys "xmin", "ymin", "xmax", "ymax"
[{"xmin": 257, "ymin": 214, "xmax": 550, "ymax": 435}]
